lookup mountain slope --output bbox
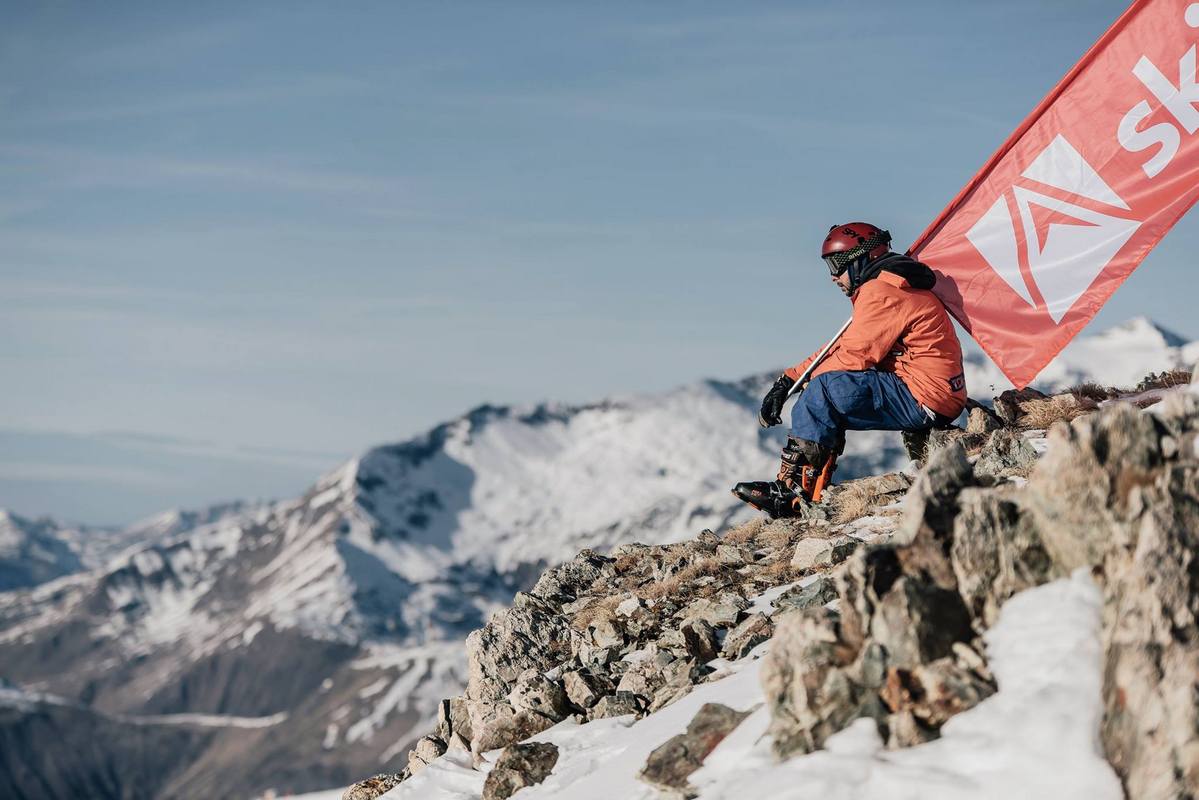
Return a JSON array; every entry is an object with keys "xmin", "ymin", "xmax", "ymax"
[
  {"xmin": 368, "ymin": 381, "xmax": 1199, "ymax": 800},
  {"xmin": 0, "ymin": 317, "xmax": 1193, "ymax": 798},
  {"xmin": 0, "ymin": 503, "xmax": 255, "ymax": 593},
  {"xmin": 0, "ymin": 511, "xmax": 83, "ymax": 592}
]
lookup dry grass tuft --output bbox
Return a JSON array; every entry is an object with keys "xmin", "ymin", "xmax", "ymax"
[
  {"xmin": 829, "ymin": 481, "xmax": 887, "ymax": 525},
  {"xmin": 637, "ymin": 574, "xmax": 684, "ymax": 601},
  {"xmin": 758, "ymin": 557, "xmax": 803, "ymax": 585},
  {"xmin": 569, "ymin": 593, "xmax": 626, "ymax": 629},
  {"xmin": 1018, "ymin": 394, "xmax": 1097, "ymax": 429},
  {"xmin": 612, "ymin": 552, "xmax": 642, "ymax": 576},
  {"xmin": 1131, "ymin": 369, "xmax": 1192, "ymax": 393},
  {"xmin": 755, "ymin": 520, "xmax": 805, "ymax": 552},
  {"xmin": 636, "ymin": 555, "xmax": 735, "ymax": 600},
  {"xmin": 1068, "ymin": 381, "xmax": 1117, "ymax": 404},
  {"xmin": 673, "ymin": 555, "xmax": 726, "ymax": 584},
  {"xmin": 721, "ymin": 518, "xmax": 766, "ymax": 547}
]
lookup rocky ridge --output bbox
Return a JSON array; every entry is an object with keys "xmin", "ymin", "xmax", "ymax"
[
  {"xmin": 2, "ymin": 319, "xmax": 1193, "ymax": 799},
  {"xmin": 344, "ymin": 374, "xmax": 1199, "ymax": 799}
]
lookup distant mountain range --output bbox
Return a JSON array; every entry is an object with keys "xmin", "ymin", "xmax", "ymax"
[{"xmin": 0, "ymin": 316, "xmax": 1193, "ymax": 799}]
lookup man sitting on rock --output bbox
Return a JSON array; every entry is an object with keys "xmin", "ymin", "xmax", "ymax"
[{"xmin": 734, "ymin": 222, "xmax": 967, "ymax": 518}]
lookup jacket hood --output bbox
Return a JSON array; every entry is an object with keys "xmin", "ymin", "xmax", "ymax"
[{"xmin": 859, "ymin": 252, "xmax": 937, "ymax": 291}]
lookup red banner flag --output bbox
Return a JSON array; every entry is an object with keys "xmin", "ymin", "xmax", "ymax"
[{"xmin": 909, "ymin": 0, "xmax": 1199, "ymax": 388}]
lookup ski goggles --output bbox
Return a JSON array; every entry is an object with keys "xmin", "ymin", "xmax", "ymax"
[{"xmin": 823, "ymin": 251, "xmax": 862, "ymax": 277}]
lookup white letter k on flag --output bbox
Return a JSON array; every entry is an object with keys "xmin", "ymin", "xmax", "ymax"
[{"xmin": 1133, "ymin": 45, "xmax": 1199, "ymax": 134}]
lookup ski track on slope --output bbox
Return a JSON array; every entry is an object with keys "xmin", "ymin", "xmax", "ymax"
[{"xmin": 383, "ymin": 570, "xmax": 1120, "ymax": 800}]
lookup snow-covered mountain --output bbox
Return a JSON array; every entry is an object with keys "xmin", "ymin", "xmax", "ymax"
[
  {"xmin": 0, "ymin": 379, "xmax": 830, "ymax": 798},
  {"xmin": 0, "ymin": 511, "xmax": 84, "ymax": 592},
  {"xmin": 0, "ymin": 317, "xmax": 1193, "ymax": 798},
  {"xmin": 0, "ymin": 502, "xmax": 254, "ymax": 592}
]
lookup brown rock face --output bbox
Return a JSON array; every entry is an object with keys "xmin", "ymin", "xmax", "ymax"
[
  {"xmin": 437, "ymin": 696, "xmax": 472, "ymax": 744},
  {"xmin": 638, "ymin": 703, "xmax": 751, "ymax": 797},
  {"xmin": 773, "ymin": 576, "xmax": 837, "ymax": 613},
  {"xmin": 466, "ymin": 699, "xmax": 557, "ymax": 754},
  {"xmin": 561, "ymin": 668, "xmax": 613, "ymax": 710},
  {"xmin": 949, "ymin": 489, "xmax": 1052, "ymax": 628},
  {"xmin": 481, "ymin": 741, "xmax": 559, "ymax": 800},
  {"xmin": 589, "ymin": 691, "xmax": 643, "ymax": 720},
  {"xmin": 993, "ymin": 387, "xmax": 1049, "ymax": 426},
  {"xmin": 405, "ymin": 735, "xmax": 448, "ymax": 775},
  {"xmin": 465, "ymin": 592, "xmax": 578, "ymax": 702},
  {"xmin": 972, "ymin": 428, "xmax": 1040, "ymax": 478},
  {"xmin": 763, "ymin": 444, "xmax": 992, "ymax": 759},
  {"xmin": 760, "ymin": 607, "xmax": 863, "ymax": 757},
  {"xmin": 778, "ymin": 395, "xmax": 1199, "ymax": 796},
  {"xmin": 680, "ymin": 618, "xmax": 720, "ymax": 663},
  {"xmin": 868, "ymin": 575, "xmax": 974, "ymax": 667},
  {"xmin": 1028, "ymin": 396, "xmax": 1199, "ymax": 798},
  {"xmin": 340, "ymin": 773, "xmax": 404, "ymax": 800},
  {"xmin": 615, "ymin": 657, "xmax": 669, "ymax": 704},
  {"xmin": 508, "ymin": 671, "xmax": 570, "ymax": 722},
  {"xmin": 529, "ymin": 549, "xmax": 615, "ymax": 606},
  {"xmin": 720, "ymin": 613, "xmax": 773, "ymax": 660},
  {"xmin": 880, "ymin": 659, "xmax": 995, "ymax": 731},
  {"xmin": 965, "ymin": 404, "xmax": 1004, "ymax": 435}
]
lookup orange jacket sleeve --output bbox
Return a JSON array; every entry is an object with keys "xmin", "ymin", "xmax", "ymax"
[
  {"xmin": 782, "ymin": 344, "xmax": 825, "ymax": 383},
  {"xmin": 782, "ymin": 283, "xmax": 907, "ymax": 382}
]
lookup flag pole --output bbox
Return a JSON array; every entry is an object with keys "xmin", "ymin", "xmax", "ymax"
[{"xmin": 785, "ymin": 316, "xmax": 853, "ymax": 400}]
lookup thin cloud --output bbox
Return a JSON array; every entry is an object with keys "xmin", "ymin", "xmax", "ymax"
[
  {"xmin": 9, "ymin": 74, "xmax": 371, "ymax": 127},
  {"xmin": 0, "ymin": 142, "xmax": 398, "ymax": 195},
  {"xmin": 94, "ymin": 432, "xmax": 344, "ymax": 471},
  {"xmin": 67, "ymin": 20, "xmax": 250, "ymax": 73},
  {"xmin": 446, "ymin": 90, "xmax": 840, "ymax": 140},
  {"xmin": 0, "ymin": 461, "xmax": 184, "ymax": 489},
  {"xmin": 616, "ymin": 10, "xmax": 830, "ymax": 43},
  {"xmin": 0, "ymin": 280, "xmax": 187, "ymax": 302}
]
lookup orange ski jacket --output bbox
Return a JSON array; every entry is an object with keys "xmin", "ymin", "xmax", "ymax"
[{"xmin": 783, "ymin": 256, "xmax": 967, "ymax": 419}]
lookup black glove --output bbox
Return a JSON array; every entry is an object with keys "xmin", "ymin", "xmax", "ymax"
[{"xmin": 758, "ymin": 374, "xmax": 796, "ymax": 428}]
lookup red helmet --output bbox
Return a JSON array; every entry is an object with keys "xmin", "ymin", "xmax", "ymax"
[{"xmin": 821, "ymin": 222, "xmax": 891, "ymax": 278}]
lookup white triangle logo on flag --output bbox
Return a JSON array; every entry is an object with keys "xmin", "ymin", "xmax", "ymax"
[
  {"xmin": 965, "ymin": 134, "xmax": 1140, "ymax": 324},
  {"xmin": 1020, "ymin": 134, "xmax": 1130, "ymax": 210}
]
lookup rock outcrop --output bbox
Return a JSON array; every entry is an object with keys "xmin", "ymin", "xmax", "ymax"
[
  {"xmin": 762, "ymin": 443, "xmax": 995, "ymax": 757},
  {"xmin": 342, "ymin": 382, "xmax": 1199, "ymax": 800},
  {"xmin": 639, "ymin": 703, "xmax": 752, "ymax": 797},
  {"xmin": 481, "ymin": 741, "xmax": 559, "ymax": 800},
  {"xmin": 1032, "ymin": 395, "xmax": 1199, "ymax": 797},
  {"xmin": 758, "ymin": 390, "xmax": 1199, "ymax": 797},
  {"xmin": 341, "ymin": 773, "xmax": 404, "ymax": 800}
]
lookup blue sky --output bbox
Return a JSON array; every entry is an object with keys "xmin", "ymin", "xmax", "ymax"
[{"xmin": 4, "ymin": 0, "xmax": 1195, "ymax": 524}]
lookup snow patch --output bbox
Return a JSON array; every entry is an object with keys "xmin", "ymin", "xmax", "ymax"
[
  {"xmin": 358, "ymin": 677, "xmax": 391, "ymax": 699},
  {"xmin": 120, "ymin": 711, "xmax": 288, "ymax": 729},
  {"xmin": 323, "ymin": 723, "xmax": 339, "ymax": 750},
  {"xmin": 694, "ymin": 570, "xmax": 1120, "ymax": 799}
]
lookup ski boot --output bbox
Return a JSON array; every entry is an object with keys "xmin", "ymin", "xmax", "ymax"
[
  {"xmin": 732, "ymin": 437, "xmax": 837, "ymax": 518},
  {"xmin": 732, "ymin": 478, "xmax": 809, "ymax": 518}
]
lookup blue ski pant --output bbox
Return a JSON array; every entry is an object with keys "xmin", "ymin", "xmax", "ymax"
[{"xmin": 790, "ymin": 369, "xmax": 934, "ymax": 448}]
